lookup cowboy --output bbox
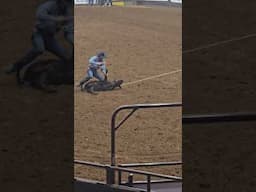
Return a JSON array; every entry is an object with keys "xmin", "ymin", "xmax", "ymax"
[
  {"xmin": 77, "ymin": 52, "xmax": 108, "ymax": 88},
  {"xmin": 5, "ymin": 0, "xmax": 73, "ymax": 77}
]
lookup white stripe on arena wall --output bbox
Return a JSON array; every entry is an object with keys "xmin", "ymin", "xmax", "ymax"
[
  {"xmin": 144, "ymin": 0, "xmax": 181, "ymax": 2},
  {"xmin": 134, "ymin": 0, "xmax": 181, "ymax": 2},
  {"xmin": 171, "ymin": 0, "xmax": 182, "ymax": 3},
  {"xmin": 75, "ymin": 0, "xmax": 88, "ymax": 4},
  {"xmin": 75, "ymin": 0, "xmax": 89, "ymax": 4},
  {"xmin": 75, "ymin": 0, "xmax": 182, "ymax": 4}
]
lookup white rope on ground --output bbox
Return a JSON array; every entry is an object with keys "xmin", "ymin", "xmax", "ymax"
[
  {"xmin": 122, "ymin": 33, "xmax": 256, "ymax": 86},
  {"xmin": 122, "ymin": 69, "xmax": 182, "ymax": 86},
  {"xmin": 183, "ymin": 33, "xmax": 256, "ymax": 54}
]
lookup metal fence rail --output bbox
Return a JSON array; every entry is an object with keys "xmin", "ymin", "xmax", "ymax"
[
  {"xmin": 183, "ymin": 112, "xmax": 256, "ymax": 124},
  {"xmin": 119, "ymin": 161, "xmax": 182, "ymax": 168},
  {"xmin": 110, "ymin": 103, "xmax": 182, "ymax": 184},
  {"xmin": 74, "ymin": 160, "xmax": 182, "ymax": 192},
  {"xmin": 117, "ymin": 161, "xmax": 182, "ymax": 187},
  {"xmin": 74, "ymin": 160, "xmax": 182, "ymax": 181},
  {"xmin": 75, "ymin": 100, "xmax": 256, "ymax": 192},
  {"xmin": 75, "ymin": 160, "xmax": 106, "ymax": 168},
  {"xmin": 109, "ymin": 103, "xmax": 182, "ymax": 184},
  {"xmin": 111, "ymin": 103, "xmax": 182, "ymax": 165}
]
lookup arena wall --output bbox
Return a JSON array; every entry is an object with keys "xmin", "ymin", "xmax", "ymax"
[{"xmin": 74, "ymin": 0, "xmax": 182, "ymax": 6}]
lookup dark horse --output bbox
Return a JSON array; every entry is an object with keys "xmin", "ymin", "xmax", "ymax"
[{"xmin": 19, "ymin": 59, "xmax": 73, "ymax": 92}]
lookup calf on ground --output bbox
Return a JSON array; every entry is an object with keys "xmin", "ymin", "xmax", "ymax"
[{"xmin": 82, "ymin": 80, "xmax": 123, "ymax": 94}]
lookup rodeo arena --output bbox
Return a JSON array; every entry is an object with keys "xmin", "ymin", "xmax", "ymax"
[
  {"xmin": 73, "ymin": 0, "xmax": 256, "ymax": 191},
  {"xmin": 74, "ymin": 0, "xmax": 183, "ymax": 192}
]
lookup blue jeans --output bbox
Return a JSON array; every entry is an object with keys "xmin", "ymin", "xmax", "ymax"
[
  {"xmin": 86, "ymin": 68, "xmax": 105, "ymax": 81},
  {"xmin": 13, "ymin": 30, "xmax": 68, "ymax": 71}
]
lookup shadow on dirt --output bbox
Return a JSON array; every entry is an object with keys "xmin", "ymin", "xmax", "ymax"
[{"xmin": 18, "ymin": 59, "xmax": 73, "ymax": 93}]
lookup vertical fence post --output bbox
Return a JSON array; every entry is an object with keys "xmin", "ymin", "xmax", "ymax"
[
  {"xmin": 118, "ymin": 170, "xmax": 122, "ymax": 185},
  {"xmin": 110, "ymin": 111, "xmax": 117, "ymax": 185},
  {"xmin": 106, "ymin": 166, "xmax": 115, "ymax": 185},
  {"xmin": 128, "ymin": 173, "xmax": 134, "ymax": 187},
  {"xmin": 147, "ymin": 175, "xmax": 151, "ymax": 192}
]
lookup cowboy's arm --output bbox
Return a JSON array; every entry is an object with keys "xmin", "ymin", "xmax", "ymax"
[
  {"xmin": 89, "ymin": 57, "xmax": 104, "ymax": 68},
  {"xmin": 100, "ymin": 63, "xmax": 107, "ymax": 74}
]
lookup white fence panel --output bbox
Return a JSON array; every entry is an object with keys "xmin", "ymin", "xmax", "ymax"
[{"xmin": 171, "ymin": 0, "xmax": 182, "ymax": 3}]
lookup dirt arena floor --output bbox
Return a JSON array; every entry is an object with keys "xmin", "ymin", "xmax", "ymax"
[{"xmin": 74, "ymin": 6, "xmax": 182, "ymax": 180}]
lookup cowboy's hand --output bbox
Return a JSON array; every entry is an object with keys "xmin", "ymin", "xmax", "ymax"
[
  {"xmin": 97, "ymin": 62, "xmax": 105, "ymax": 66},
  {"xmin": 104, "ymin": 73, "xmax": 108, "ymax": 81}
]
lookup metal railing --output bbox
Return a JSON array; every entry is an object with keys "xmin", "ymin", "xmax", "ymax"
[
  {"xmin": 110, "ymin": 103, "xmax": 182, "ymax": 184},
  {"xmin": 74, "ymin": 160, "xmax": 182, "ymax": 192},
  {"xmin": 182, "ymin": 112, "xmax": 256, "ymax": 124},
  {"xmin": 117, "ymin": 161, "xmax": 182, "ymax": 186},
  {"xmin": 119, "ymin": 161, "xmax": 182, "ymax": 168},
  {"xmin": 75, "ymin": 100, "xmax": 256, "ymax": 191},
  {"xmin": 111, "ymin": 103, "xmax": 182, "ymax": 166}
]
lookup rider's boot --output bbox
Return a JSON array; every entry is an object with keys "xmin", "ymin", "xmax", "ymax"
[{"xmin": 77, "ymin": 77, "xmax": 91, "ymax": 90}]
